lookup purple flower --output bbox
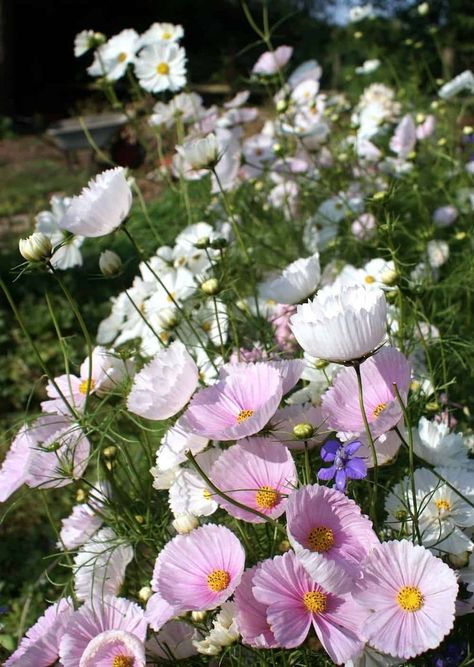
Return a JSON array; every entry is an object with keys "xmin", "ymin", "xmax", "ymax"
[{"xmin": 317, "ymin": 439, "xmax": 367, "ymax": 492}]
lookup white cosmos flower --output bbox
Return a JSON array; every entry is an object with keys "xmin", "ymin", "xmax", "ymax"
[
  {"xmin": 19, "ymin": 232, "xmax": 52, "ymax": 262},
  {"xmin": 193, "ymin": 602, "xmax": 240, "ymax": 655},
  {"xmin": 59, "ymin": 167, "xmax": 132, "ymax": 238},
  {"xmin": 290, "ymin": 284, "xmax": 388, "ymax": 362},
  {"xmin": 355, "ymin": 59, "xmax": 381, "ymax": 75},
  {"xmin": 138, "ymin": 22, "xmax": 184, "ymax": 48},
  {"xmin": 35, "ymin": 195, "xmax": 84, "ymax": 270},
  {"xmin": 88, "ymin": 29, "xmax": 139, "ymax": 80},
  {"xmin": 145, "ymin": 266, "xmax": 196, "ymax": 314},
  {"xmin": 176, "ymin": 133, "xmax": 219, "ymax": 171},
  {"xmin": 386, "ymin": 468, "xmax": 474, "ymax": 555},
  {"xmin": 334, "ymin": 258, "xmax": 396, "ymax": 291},
  {"xmin": 74, "ymin": 29, "xmax": 100, "ymax": 57},
  {"xmin": 413, "ymin": 417, "xmax": 474, "ymax": 469},
  {"xmin": 156, "ymin": 418, "xmax": 208, "ymax": 471},
  {"xmin": 127, "ymin": 341, "xmax": 199, "ymax": 420},
  {"xmin": 169, "ymin": 449, "xmax": 221, "ymax": 518},
  {"xmin": 73, "ymin": 527, "xmax": 133, "ymax": 602},
  {"xmin": 135, "ymin": 42, "xmax": 186, "ymax": 93},
  {"xmin": 259, "ymin": 254, "xmax": 320, "ymax": 305}
]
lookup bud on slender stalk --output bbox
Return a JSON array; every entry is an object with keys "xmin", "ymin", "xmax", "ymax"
[
  {"xmin": 201, "ymin": 278, "xmax": 220, "ymax": 296},
  {"xmin": 19, "ymin": 233, "xmax": 52, "ymax": 262},
  {"xmin": 99, "ymin": 250, "xmax": 122, "ymax": 277},
  {"xmin": 172, "ymin": 513, "xmax": 199, "ymax": 534}
]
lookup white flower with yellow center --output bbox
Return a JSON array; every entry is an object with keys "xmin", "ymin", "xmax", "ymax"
[
  {"xmin": 134, "ymin": 42, "xmax": 186, "ymax": 93},
  {"xmin": 138, "ymin": 22, "xmax": 184, "ymax": 49},
  {"xmin": 87, "ymin": 29, "xmax": 139, "ymax": 80}
]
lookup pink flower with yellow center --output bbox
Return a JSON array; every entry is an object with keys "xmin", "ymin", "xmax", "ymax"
[
  {"xmin": 145, "ymin": 524, "xmax": 245, "ymax": 632},
  {"xmin": 210, "ymin": 437, "xmax": 297, "ymax": 522}
]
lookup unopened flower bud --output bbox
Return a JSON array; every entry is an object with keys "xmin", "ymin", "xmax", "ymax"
[
  {"xmin": 372, "ymin": 191, "xmax": 387, "ymax": 201},
  {"xmin": 135, "ymin": 514, "xmax": 145, "ymax": 524},
  {"xmin": 99, "ymin": 250, "xmax": 122, "ymax": 277},
  {"xmin": 448, "ymin": 551, "xmax": 469, "ymax": 568},
  {"xmin": 354, "ymin": 31, "xmax": 363, "ymax": 39},
  {"xmin": 254, "ymin": 180, "xmax": 264, "ymax": 192},
  {"xmin": 425, "ymin": 401, "xmax": 440, "ymax": 412},
  {"xmin": 416, "ymin": 113, "xmax": 426, "ymax": 123},
  {"xmin": 454, "ymin": 231, "xmax": 467, "ymax": 241},
  {"xmin": 418, "ymin": 2, "xmax": 429, "ymax": 15},
  {"xmin": 201, "ymin": 278, "xmax": 220, "ymax": 296},
  {"xmin": 138, "ymin": 586, "xmax": 152, "ymax": 603},
  {"xmin": 191, "ymin": 610, "xmax": 207, "ymax": 622},
  {"xmin": 292, "ymin": 423, "xmax": 315, "ymax": 440},
  {"xmin": 102, "ymin": 445, "xmax": 117, "ymax": 460},
  {"xmin": 315, "ymin": 358, "xmax": 328, "ymax": 370},
  {"xmin": 19, "ymin": 233, "xmax": 52, "ymax": 262},
  {"xmin": 156, "ymin": 307, "xmax": 179, "ymax": 330},
  {"xmin": 278, "ymin": 540, "xmax": 291, "ymax": 553},
  {"xmin": 462, "ymin": 125, "xmax": 473, "ymax": 135},
  {"xmin": 381, "ymin": 269, "xmax": 398, "ymax": 286},
  {"xmin": 276, "ymin": 99, "xmax": 289, "ymax": 114},
  {"xmin": 172, "ymin": 513, "xmax": 199, "ymax": 534},
  {"xmin": 194, "ymin": 236, "xmax": 210, "ymax": 250},
  {"xmin": 76, "ymin": 488, "xmax": 87, "ymax": 503}
]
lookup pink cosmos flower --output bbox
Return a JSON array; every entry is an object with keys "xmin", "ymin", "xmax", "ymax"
[
  {"xmin": 416, "ymin": 114, "xmax": 436, "ymax": 140},
  {"xmin": 252, "ymin": 551, "xmax": 365, "ymax": 663},
  {"xmin": 210, "ymin": 437, "xmax": 297, "ymax": 523},
  {"xmin": 389, "ymin": 114, "xmax": 416, "ymax": 158},
  {"xmin": 181, "ymin": 363, "xmax": 283, "ymax": 440},
  {"xmin": 127, "ymin": 341, "xmax": 199, "ymax": 420},
  {"xmin": 322, "ymin": 346, "xmax": 411, "ymax": 439},
  {"xmin": 79, "ymin": 630, "xmax": 145, "ymax": 667},
  {"xmin": 5, "ymin": 598, "xmax": 74, "ymax": 667},
  {"xmin": 286, "ymin": 484, "xmax": 379, "ymax": 589},
  {"xmin": 234, "ymin": 566, "xmax": 278, "ymax": 649},
  {"xmin": 59, "ymin": 502, "xmax": 103, "ymax": 551},
  {"xmin": 0, "ymin": 415, "xmax": 90, "ymax": 501},
  {"xmin": 270, "ymin": 403, "xmax": 325, "ymax": 451},
  {"xmin": 221, "ymin": 359, "xmax": 304, "ymax": 395},
  {"xmin": 41, "ymin": 346, "xmax": 131, "ymax": 415},
  {"xmin": 252, "ymin": 46, "xmax": 293, "ymax": 75},
  {"xmin": 146, "ymin": 524, "xmax": 245, "ymax": 631},
  {"xmin": 59, "ymin": 596, "xmax": 147, "ymax": 667},
  {"xmin": 351, "ymin": 212, "xmax": 376, "ymax": 240},
  {"xmin": 355, "ymin": 540, "xmax": 458, "ymax": 660}
]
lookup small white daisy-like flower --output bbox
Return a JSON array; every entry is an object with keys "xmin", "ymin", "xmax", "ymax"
[
  {"xmin": 88, "ymin": 29, "xmax": 139, "ymax": 80},
  {"xmin": 139, "ymin": 22, "xmax": 184, "ymax": 48},
  {"xmin": 135, "ymin": 42, "xmax": 186, "ymax": 93},
  {"xmin": 259, "ymin": 253, "xmax": 321, "ymax": 305},
  {"xmin": 74, "ymin": 29, "xmax": 101, "ymax": 58},
  {"xmin": 176, "ymin": 133, "xmax": 219, "ymax": 171}
]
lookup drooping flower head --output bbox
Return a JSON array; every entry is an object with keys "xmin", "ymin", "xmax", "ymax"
[
  {"xmin": 252, "ymin": 46, "xmax": 293, "ymax": 75},
  {"xmin": 59, "ymin": 596, "xmax": 147, "ymax": 667},
  {"xmin": 182, "ymin": 363, "xmax": 283, "ymax": 440},
  {"xmin": 286, "ymin": 484, "xmax": 379, "ymax": 587},
  {"xmin": 252, "ymin": 551, "xmax": 365, "ymax": 663},
  {"xmin": 270, "ymin": 403, "xmax": 325, "ymax": 451},
  {"xmin": 322, "ymin": 346, "xmax": 411, "ymax": 440},
  {"xmin": 259, "ymin": 253, "xmax": 320, "ymax": 305},
  {"xmin": 290, "ymin": 284, "xmax": 387, "ymax": 362},
  {"xmin": 318, "ymin": 439, "xmax": 367, "ymax": 492},
  {"xmin": 146, "ymin": 524, "xmax": 245, "ymax": 631},
  {"xmin": 146, "ymin": 620, "xmax": 197, "ymax": 661},
  {"xmin": 59, "ymin": 167, "xmax": 132, "ymax": 238},
  {"xmin": 354, "ymin": 540, "xmax": 458, "ymax": 660},
  {"xmin": 210, "ymin": 437, "xmax": 297, "ymax": 523},
  {"xmin": 127, "ymin": 341, "xmax": 198, "ymax": 420}
]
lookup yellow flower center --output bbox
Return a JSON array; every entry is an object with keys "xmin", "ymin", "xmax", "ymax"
[
  {"xmin": 79, "ymin": 378, "xmax": 96, "ymax": 395},
  {"xmin": 303, "ymin": 591, "xmax": 327, "ymax": 614},
  {"xmin": 364, "ymin": 275, "xmax": 376, "ymax": 284},
  {"xmin": 396, "ymin": 586, "xmax": 424, "ymax": 612},
  {"xmin": 255, "ymin": 486, "xmax": 280, "ymax": 510},
  {"xmin": 236, "ymin": 409, "xmax": 254, "ymax": 423},
  {"xmin": 203, "ymin": 488, "xmax": 212, "ymax": 500},
  {"xmin": 201, "ymin": 321, "xmax": 212, "ymax": 333},
  {"xmin": 166, "ymin": 291, "xmax": 176, "ymax": 302},
  {"xmin": 307, "ymin": 526, "xmax": 334, "ymax": 553},
  {"xmin": 162, "ymin": 31, "xmax": 172, "ymax": 39},
  {"xmin": 117, "ymin": 52, "xmax": 127, "ymax": 63},
  {"xmin": 113, "ymin": 656, "xmax": 134, "ymax": 667},
  {"xmin": 157, "ymin": 62, "xmax": 170, "ymax": 75},
  {"xmin": 207, "ymin": 569, "xmax": 230, "ymax": 592},
  {"xmin": 372, "ymin": 402, "xmax": 388, "ymax": 418},
  {"xmin": 435, "ymin": 498, "xmax": 452, "ymax": 512}
]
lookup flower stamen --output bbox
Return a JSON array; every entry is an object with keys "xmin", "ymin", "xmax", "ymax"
[
  {"xmin": 396, "ymin": 586, "xmax": 424, "ymax": 612},
  {"xmin": 303, "ymin": 591, "xmax": 327, "ymax": 613},
  {"xmin": 236, "ymin": 409, "xmax": 254, "ymax": 423},
  {"xmin": 255, "ymin": 486, "xmax": 280, "ymax": 510},
  {"xmin": 307, "ymin": 526, "xmax": 334, "ymax": 553},
  {"xmin": 207, "ymin": 569, "xmax": 230, "ymax": 592}
]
